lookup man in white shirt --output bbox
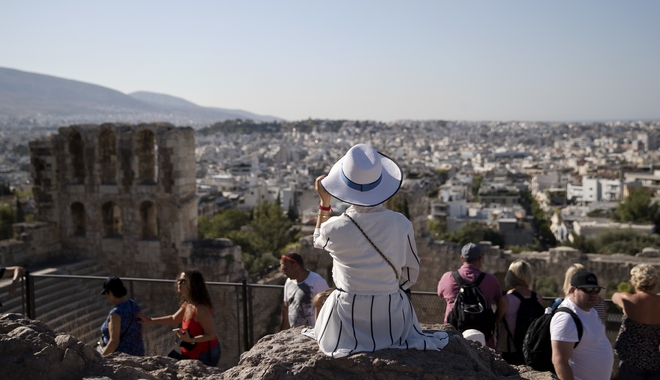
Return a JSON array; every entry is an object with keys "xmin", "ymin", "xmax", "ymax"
[
  {"xmin": 280, "ymin": 253, "xmax": 329, "ymax": 330},
  {"xmin": 550, "ymin": 271, "xmax": 613, "ymax": 380}
]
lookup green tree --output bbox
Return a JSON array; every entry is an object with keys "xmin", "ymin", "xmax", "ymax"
[
  {"xmin": 427, "ymin": 218, "xmax": 446, "ymax": 239},
  {"xmin": 563, "ymin": 230, "xmax": 660, "ymax": 255},
  {"xmin": 614, "ymin": 187, "xmax": 659, "ymax": 224},
  {"xmin": 15, "ymin": 197, "xmax": 25, "ymax": 223},
  {"xmin": 472, "ymin": 176, "xmax": 482, "ymax": 200},
  {"xmin": 286, "ymin": 199, "xmax": 298, "ymax": 222},
  {"xmin": 534, "ymin": 274, "xmax": 559, "ymax": 297},
  {"xmin": 389, "ymin": 195, "xmax": 410, "ymax": 219},
  {"xmin": 0, "ymin": 204, "xmax": 15, "ymax": 240},
  {"xmin": 198, "ymin": 209, "xmax": 250, "ymax": 239},
  {"xmin": 250, "ymin": 200, "xmax": 297, "ymax": 254},
  {"xmin": 442, "ymin": 222, "xmax": 505, "ymax": 247}
]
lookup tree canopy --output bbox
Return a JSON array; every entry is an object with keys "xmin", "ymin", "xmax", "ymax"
[
  {"xmin": 613, "ymin": 187, "xmax": 659, "ymax": 225},
  {"xmin": 198, "ymin": 201, "xmax": 300, "ymax": 277}
]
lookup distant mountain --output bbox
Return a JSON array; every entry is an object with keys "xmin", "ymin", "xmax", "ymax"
[
  {"xmin": 128, "ymin": 91, "xmax": 282, "ymax": 123},
  {"xmin": 0, "ymin": 67, "xmax": 282, "ymax": 128}
]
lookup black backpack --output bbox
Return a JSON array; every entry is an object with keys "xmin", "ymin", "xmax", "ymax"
[
  {"xmin": 501, "ymin": 291, "xmax": 546, "ymax": 365},
  {"xmin": 447, "ymin": 271, "xmax": 495, "ymax": 341},
  {"xmin": 522, "ymin": 305, "xmax": 583, "ymax": 373}
]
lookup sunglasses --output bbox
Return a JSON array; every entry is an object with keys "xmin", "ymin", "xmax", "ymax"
[
  {"xmin": 578, "ymin": 287, "xmax": 600, "ymax": 295},
  {"xmin": 177, "ymin": 279, "xmax": 187, "ymax": 284}
]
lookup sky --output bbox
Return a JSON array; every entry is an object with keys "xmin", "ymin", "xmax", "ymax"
[{"xmin": 1, "ymin": 1, "xmax": 659, "ymax": 122}]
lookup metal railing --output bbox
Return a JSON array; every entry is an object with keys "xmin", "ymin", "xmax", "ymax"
[{"xmin": 1, "ymin": 274, "xmax": 623, "ymax": 376}]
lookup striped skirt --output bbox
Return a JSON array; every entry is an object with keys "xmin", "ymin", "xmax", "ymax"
[{"xmin": 314, "ymin": 288, "xmax": 449, "ymax": 358}]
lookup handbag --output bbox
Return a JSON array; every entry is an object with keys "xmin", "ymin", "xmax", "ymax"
[
  {"xmin": 96, "ymin": 338, "xmax": 106, "ymax": 354},
  {"xmin": 179, "ymin": 340, "xmax": 197, "ymax": 350},
  {"xmin": 167, "ymin": 349, "xmax": 185, "ymax": 360}
]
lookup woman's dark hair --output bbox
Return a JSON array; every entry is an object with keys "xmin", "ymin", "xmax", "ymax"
[{"xmin": 177, "ymin": 269, "xmax": 213, "ymax": 309}]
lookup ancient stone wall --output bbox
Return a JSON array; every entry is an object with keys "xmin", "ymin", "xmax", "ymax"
[
  {"xmin": 300, "ymin": 235, "xmax": 660, "ymax": 294},
  {"xmin": 27, "ymin": 123, "xmax": 198, "ymax": 279}
]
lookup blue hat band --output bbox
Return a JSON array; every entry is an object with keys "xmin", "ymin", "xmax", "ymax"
[{"xmin": 340, "ymin": 169, "xmax": 382, "ymax": 192}]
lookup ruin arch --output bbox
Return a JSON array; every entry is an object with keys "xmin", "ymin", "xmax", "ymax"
[
  {"xmin": 70, "ymin": 202, "xmax": 86, "ymax": 236},
  {"xmin": 68, "ymin": 130, "xmax": 85, "ymax": 184},
  {"xmin": 136, "ymin": 130, "xmax": 157, "ymax": 184},
  {"xmin": 102, "ymin": 201, "xmax": 123, "ymax": 237},
  {"xmin": 139, "ymin": 200, "xmax": 158, "ymax": 239},
  {"xmin": 98, "ymin": 129, "xmax": 117, "ymax": 184}
]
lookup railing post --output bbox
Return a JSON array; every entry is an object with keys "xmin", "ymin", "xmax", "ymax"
[
  {"xmin": 25, "ymin": 270, "xmax": 35, "ymax": 319},
  {"xmin": 247, "ymin": 285, "xmax": 254, "ymax": 348},
  {"xmin": 242, "ymin": 279, "xmax": 250, "ymax": 351}
]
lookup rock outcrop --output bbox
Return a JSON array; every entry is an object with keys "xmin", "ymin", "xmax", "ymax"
[
  {"xmin": 2, "ymin": 313, "xmax": 555, "ymax": 380},
  {"xmin": 214, "ymin": 325, "xmax": 556, "ymax": 380},
  {"xmin": 0, "ymin": 313, "xmax": 223, "ymax": 380}
]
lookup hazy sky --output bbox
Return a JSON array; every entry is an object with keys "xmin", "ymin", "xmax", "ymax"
[{"xmin": 2, "ymin": 1, "xmax": 659, "ymax": 122}]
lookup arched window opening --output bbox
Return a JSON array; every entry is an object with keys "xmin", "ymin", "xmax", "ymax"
[
  {"xmin": 70, "ymin": 202, "xmax": 86, "ymax": 236},
  {"xmin": 139, "ymin": 201, "xmax": 158, "ymax": 239},
  {"xmin": 69, "ymin": 131, "xmax": 85, "ymax": 184},
  {"xmin": 99, "ymin": 130, "xmax": 117, "ymax": 184},
  {"xmin": 137, "ymin": 130, "xmax": 157, "ymax": 184},
  {"xmin": 102, "ymin": 201, "xmax": 123, "ymax": 237}
]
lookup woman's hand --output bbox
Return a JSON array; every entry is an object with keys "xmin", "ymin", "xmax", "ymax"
[
  {"xmin": 136, "ymin": 312, "xmax": 151, "ymax": 325},
  {"xmin": 176, "ymin": 329, "xmax": 194, "ymax": 343},
  {"xmin": 315, "ymin": 175, "xmax": 331, "ymax": 205}
]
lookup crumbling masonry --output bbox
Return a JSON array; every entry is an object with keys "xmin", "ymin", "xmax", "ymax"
[{"xmin": 28, "ymin": 123, "xmax": 198, "ymax": 279}]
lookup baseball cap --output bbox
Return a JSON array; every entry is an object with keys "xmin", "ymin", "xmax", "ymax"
[
  {"xmin": 461, "ymin": 243, "xmax": 483, "ymax": 261},
  {"xmin": 570, "ymin": 271, "xmax": 604, "ymax": 289},
  {"xmin": 100, "ymin": 276, "xmax": 127, "ymax": 296}
]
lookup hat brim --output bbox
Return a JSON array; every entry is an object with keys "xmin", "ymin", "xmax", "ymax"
[
  {"xmin": 321, "ymin": 150, "xmax": 402, "ymax": 207},
  {"xmin": 99, "ymin": 290, "xmax": 108, "ymax": 296},
  {"xmin": 577, "ymin": 285, "xmax": 604, "ymax": 289}
]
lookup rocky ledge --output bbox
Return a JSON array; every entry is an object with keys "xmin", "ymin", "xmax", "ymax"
[
  {"xmin": 0, "ymin": 313, "xmax": 222, "ymax": 380},
  {"xmin": 212, "ymin": 325, "xmax": 555, "ymax": 380},
  {"xmin": 1, "ymin": 313, "xmax": 554, "ymax": 380}
]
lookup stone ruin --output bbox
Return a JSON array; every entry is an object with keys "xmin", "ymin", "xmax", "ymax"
[
  {"xmin": 7, "ymin": 122, "xmax": 245, "ymax": 282},
  {"xmin": 1, "ymin": 312, "xmax": 554, "ymax": 380}
]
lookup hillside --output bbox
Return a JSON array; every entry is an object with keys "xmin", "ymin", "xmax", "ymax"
[{"xmin": 0, "ymin": 67, "xmax": 281, "ymax": 128}]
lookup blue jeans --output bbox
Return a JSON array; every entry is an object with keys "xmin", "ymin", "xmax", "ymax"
[{"xmin": 197, "ymin": 343, "xmax": 221, "ymax": 367}]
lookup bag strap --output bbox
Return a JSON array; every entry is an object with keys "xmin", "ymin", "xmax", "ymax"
[
  {"xmin": 473, "ymin": 272, "xmax": 486, "ymax": 287},
  {"xmin": 451, "ymin": 271, "xmax": 465, "ymax": 286},
  {"xmin": 344, "ymin": 213, "xmax": 399, "ymax": 280},
  {"xmin": 502, "ymin": 315, "xmax": 515, "ymax": 351},
  {"xmin": 556, "ymin": 307, "xmax": 583, "ymax": 348}
]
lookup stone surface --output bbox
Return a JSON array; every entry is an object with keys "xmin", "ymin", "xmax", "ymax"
[
  {"xmin": 2, "ymin": 313, "xmax": 556, "ymax": 380},
  {"xmin": 0, "ymin": 313, "xmax": 223, "ymax": 380},
  {"xmin": 214, "ymin": 325, "xmax": 556, "ymax": 380}
]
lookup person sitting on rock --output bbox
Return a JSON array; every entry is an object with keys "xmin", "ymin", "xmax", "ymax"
[
  {"xmin": 99, "ymin": 277, "xmax": 145, "ymax": 356},
  {"xmin": 311, "ymin": 143, "xmax": 450, "ymax": 358}
]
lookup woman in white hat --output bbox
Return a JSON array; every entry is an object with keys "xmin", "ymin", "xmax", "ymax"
[{"xmin": 312, "ymin": 143, "xmax": 449, "ymax": 358}]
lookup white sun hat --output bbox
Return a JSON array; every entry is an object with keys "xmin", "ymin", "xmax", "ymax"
[
  {"xmin": 462, "ymin": 329, "xmax": 486, "ymax": 346},
  {"xmin": 320, "ymin": 144, "xmax": 402, "ymax": 207}
]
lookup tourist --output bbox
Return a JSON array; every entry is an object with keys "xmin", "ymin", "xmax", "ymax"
[
  {"xmin": 613, "ymin": 263, "xmax": 660, "ymax": 379},
  {"xmin": 99, "ymin": 277, "xmax": 144, "ymax": 356},
  {"xmin": 0, "ymin": 265, "xmax": 24, "ymax": 295},
  {"xmin": 280, "ymin": 253, "xmax": 329, "ymax": 330},
  {"xmin": 496, "ymin": 259, "xmax": 544, "ymax": 365},
  {"xmin": 138, "ymin": 269, "xmax": 220, "ymax": 366},
  {"xmin": 312, "ymin": 143, "xmax": 449, "ymax": 358},
  {"xmin": 563, "ymin": 264, "xmax": 606, "ymax": 324},
  {"xmin": 437, "ymin": 243, "xmax": 508, "ymax": 348},
  {"xmin": 550, "ymin": 271, "xmax": 613, "ymax": 380}
]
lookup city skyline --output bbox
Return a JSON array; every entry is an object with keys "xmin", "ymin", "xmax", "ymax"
[{"xmin": 2, "ymin": 1, "xmax": 659, "ymax": 122}]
